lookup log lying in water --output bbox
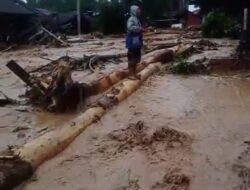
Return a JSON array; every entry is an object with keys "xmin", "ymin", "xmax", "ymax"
[
  {"xmin": 0, "ymin": 45, "xmax": 191, "ymax": 190},
  {"xmin": 0, "ymin": 63, "xmax": 161, "ymax": 190},
  {"xmin": 98, "ymin": 63, "xmax": 161, "ymax": 109},
  {"xmin": 15, "ymin": 63, "xmax": 161, "ymax": 168},
  {"xmin": 23, "ymin": 48, "xmax": 176, "ymax": 112},
  {"xmin": 91, "ymin": 48, "xmax": 176, "ymax": 94},
  {"xmin": 46, "ymin": 48, "xmax": 175, "ymax": 110},
  {"xmin": 0, "ymin": 107, "xmax": 105, "ymax": 190},
  {"xmin": 15, "ymin": 107, "xmax": 105, "ymax": 168}
]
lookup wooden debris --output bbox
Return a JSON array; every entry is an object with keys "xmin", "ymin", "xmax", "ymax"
[
  {"xmin": 6, "ymin": 60, "xmax": 47, "ymax": 95},
  {"xmin": 193, "ymin": 39, "xmax": 219, "ymax": 51},
  {"xmin": 41, "ymin": 27, "xmax": 69, "ymax": 47},
  {"xmin": 182, "ymin": 31, "xmax": 202, "ymax": 39},
  {"xmin": 145, "ymin": 43, "xmax": 180, "ymax": 53},
  {"xmin": 0, "ymin": 46, "xmax": 13, "ymax": 53},
  {"xmin": 0, "ymin": 91, "xmax": 17, "ymax": 107},
  {"xmin": 0, "ymin": 44, "xmax": 194, "ymax": 189},
  {"xmin": 12, "ymin": 126, "xmax": 30, "ymax": 133}
]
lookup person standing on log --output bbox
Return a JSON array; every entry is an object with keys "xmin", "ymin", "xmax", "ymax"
[{"xmin": 126, "ymin": 5, "xmax": 144, "ymax": 80}]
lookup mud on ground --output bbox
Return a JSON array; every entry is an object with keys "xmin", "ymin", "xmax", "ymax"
[
  {"xmin": 18, "ymin": 71, "xmax": 250, "ymax": 190},
  {"xmin": 0, "ymin": 31, "xmax": 180, "ymax": 152},
  {"xmin": 96, "ymin": 121, "xmax": 191, "ymax": 160},
  {"xmin": 1, "ymin": 31, "xmax": 250, "ymax": 190}
]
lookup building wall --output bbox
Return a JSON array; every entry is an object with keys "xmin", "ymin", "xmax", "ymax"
[{"xmin": 187, "ymin": 12, "xmax": 202, "ymax": 26}]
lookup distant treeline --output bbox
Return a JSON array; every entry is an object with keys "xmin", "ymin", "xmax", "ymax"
[
  {"xmin": 191, "ymin": 0, "xmax": 250, "ymax": 15},
  {"xmin": 27, "ymin": 0, "xmax": 174, "ymax": 20}
]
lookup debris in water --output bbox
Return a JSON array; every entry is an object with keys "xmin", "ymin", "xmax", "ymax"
[
  {"xmin": 152, "ymin": 169, "xmax": 190, "ymax": 190},
  {"xmin": 15, "ymin": 106, "xmax": 29, "ymax": 112},
  {"xmin": 0, "ymin": 91, "xmax": 16, "ymax": 107},
  {"xmin": 96, "ymin": 122, "xmax": 191, "ymax": 159},
  {"xmin": 12, "ymin": 126, "xmax": 30, "ymax": 133},
  {"xmin": 17, "ymin": 132, "xmax": 26, "ymax": 139},
  {"xmin": 37, "ymin": 127, "xmax": 48, "ymax": 134}
]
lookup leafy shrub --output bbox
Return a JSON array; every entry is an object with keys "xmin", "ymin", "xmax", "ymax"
[
  {"xmin": 226, "ymin": 22, "xmax": 241, "ymax": 39},
  {"xmin": 170, "ymin": 56, "xmax": 196, "ymax": 74},
  {"xmin": 202, "ymin": 11, "xmax": 233, "ymax": 38}
]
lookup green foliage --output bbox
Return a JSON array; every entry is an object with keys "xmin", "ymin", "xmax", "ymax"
[
  {"xmin": 191, "ymin": 0, "xmax": 248, "ymax": 16},
  {"xmin": 27, "ymin": 0, "xmax": 97, "ymax": 12},
  {"xmin": 26, "ymin": 0, "xmax": 182, "ymax": 34},
  {"xmin": 170, "ymin": 56, "xmax": 196, "ymax": 74},
  {"xmin": 226, "ymin": 21, "xmax": 241, "ymax": 39},
  {"xmin": 202, "ymin": 11, "xmax": 233, "ymax": 38}
]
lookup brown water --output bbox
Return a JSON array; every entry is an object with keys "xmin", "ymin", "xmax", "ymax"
[
  {"xmin": 1, "ymin": 35, "xmax": 247, "ymax": 190},
  {"xmin": 0, "ymin": 37, "xmax": 128, "ymax": 152},
  {"xmin": 17, "ymin": 73, "xmax": 250, "ymax": 190}
]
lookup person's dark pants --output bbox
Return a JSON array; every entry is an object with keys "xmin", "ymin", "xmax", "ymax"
[{"xmin": 127, "ymin": 48, "xmax": 141, "ymax": 76}]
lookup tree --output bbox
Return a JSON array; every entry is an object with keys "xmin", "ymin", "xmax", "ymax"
[
  {"xmin": 27, "ymin": 0, "xmax": 98, "ymax": 12},
  {"xmin": 191, "ymin": 0, "xmax": 250, "ymax": 16},
  {"xmin": 98, "ymin": 1, "xmax": 125, "ymax": 34}
]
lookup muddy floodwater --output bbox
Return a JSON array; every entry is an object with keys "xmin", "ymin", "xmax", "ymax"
[
  {"xmin": 16, "ymin": 73, "xmax": 250, "ymax": 190},
  {"xmin": 1, "ymin": 35, "xmax": 250, "ymax": 190}
]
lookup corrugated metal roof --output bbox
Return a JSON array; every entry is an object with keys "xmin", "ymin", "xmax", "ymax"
[{"xmin": 0, "ymin": 0, "xmax": 34, "ymax": 14}]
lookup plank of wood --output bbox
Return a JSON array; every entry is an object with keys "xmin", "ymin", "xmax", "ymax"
[{"xmin": 41, "ymin": 27, "xmax": 69, "ymax": 46}]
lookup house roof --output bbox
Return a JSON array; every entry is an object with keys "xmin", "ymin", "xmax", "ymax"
[
  {"xmin": 0, "ymin": 0, "xmax": 34, "ymax": 15},
  {"xmin": 35, "ymin": 8, "xmax": 57, "ymax": 16},
  {"xmin": 188, "ymin": 4, "xmax": 201, "ymax": 14}
]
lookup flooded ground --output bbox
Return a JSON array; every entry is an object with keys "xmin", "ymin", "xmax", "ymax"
[
  {"xmin": 0, "ymin": 32, "xmax": 179, "ymax": 152},
  {"xmin": 1, "ymin": 32, "xmax": 250, "ymax": 190},
  {"xmin": 16, "ymin": 73, "xmax": 250, "ymax": 190},
  {"xmin": 0, "ymin": 35, "xmax": 129, "ymax": 152}
]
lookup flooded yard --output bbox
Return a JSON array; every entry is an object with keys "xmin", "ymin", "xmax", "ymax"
[
  {"xmin": 16, "ymin": 73, "xmax": 250, "ymax": 190},
  {"xmin": 1, "ymin": 33, "xmax": 250, "ymax": 190}
]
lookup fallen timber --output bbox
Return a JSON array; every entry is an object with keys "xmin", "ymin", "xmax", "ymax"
[
  {"xmin": 6, "ymin": 48, "xmax": 176, "ymax": 112},
  {"xmin": 0, "ymin": 44, "xmax": 192, "ymax": 190}
]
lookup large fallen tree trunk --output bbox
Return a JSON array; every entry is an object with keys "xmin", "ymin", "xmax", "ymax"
[
  {"xmin": 0, "ymin": 44, "xmax": 191, "ymax": 190},
  {"xmin": 90, "ymin": 47, "xmax": 177, "ymax": 94},
  {"xmin": 14, "ymin": 62, "xmax": 163, "ymax": 169},
  {"xmin": 22, "ymin": 48, "xmax": 177, "ymax": 112},
  {"xmin": 0, "ymin": 63, "xmax": 161, "ymax": 190},
  {"xmin": 90, "ymin": 44, "xmax": 192, "ymax": 95},
  {"xmin": 98, "ymin": 63, "xmax": 162, "ymax": 109}
]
